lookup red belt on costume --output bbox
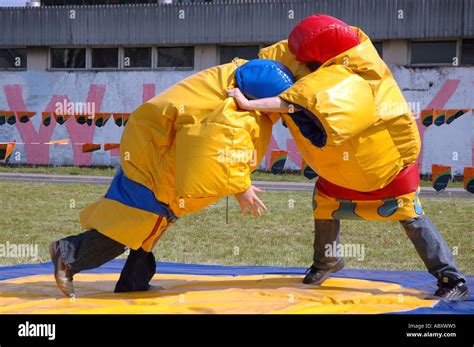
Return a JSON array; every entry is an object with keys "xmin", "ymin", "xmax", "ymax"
[{"xmin": 316, "ymin": 164, "xmax": 420, "ymax": 200}]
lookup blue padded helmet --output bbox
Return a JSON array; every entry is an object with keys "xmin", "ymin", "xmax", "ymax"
[{"xmin": 235, "ymin": 59, "xmax": 295, "ymax": 100}]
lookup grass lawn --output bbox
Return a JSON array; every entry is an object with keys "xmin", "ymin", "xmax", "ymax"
[
  {"xmin": 0, "ymin": 164, "xmax": 466, "ymax": 187},
  {"xmin": 0, "ymin": 164, "xmax": 117, "ymax": 177},
  {"xmin": 0, "ymin": 181, "xmax": 472, "ymax": 275}
]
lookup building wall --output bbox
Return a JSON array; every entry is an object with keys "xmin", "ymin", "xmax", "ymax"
[
  {"xmin": 391, "ymin": 65, "xmax": 474, "ymax": 175},
  {"xmin": 0, "ymin": 45, "xmax": 473, "ymax": 174},
  {"xmin": 2, "ymin": 0, "xmax": 473, "ymax": 44}
]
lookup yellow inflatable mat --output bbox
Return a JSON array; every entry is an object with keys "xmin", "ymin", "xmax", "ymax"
[{"xmin": 3, "ymin": 261, "xmax": 465, "ymax": 314}]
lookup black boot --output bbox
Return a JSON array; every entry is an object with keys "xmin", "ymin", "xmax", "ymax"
[
  {"xmin": 114, "ymin": 248, "xmax": 156, "ymax": 293},
  {"xmin": 303, "ymin": 219, "xmax": 344, "ymax": 285},
  {"xmin": 303, "ymin": 260, "xmax": 345, "ymax": 285}
]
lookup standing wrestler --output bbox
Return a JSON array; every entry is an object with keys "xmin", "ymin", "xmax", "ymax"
[{"xmin": 228, "ymin": 14, "xmax": 468, "ymax": 300}]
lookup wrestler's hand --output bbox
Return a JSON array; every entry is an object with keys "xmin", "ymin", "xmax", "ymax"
[
  {"xmin": 234, "ymin": 185, "xmax": 268, "ymax": 218},
  {"xmin": 227, "ymin": 88, "xmax": 251, "ymax": 110}
]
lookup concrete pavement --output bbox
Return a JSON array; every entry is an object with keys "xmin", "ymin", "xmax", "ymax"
[{"xmin": 0, "ymin": 172, "xmax": 472, "ymax": 199}]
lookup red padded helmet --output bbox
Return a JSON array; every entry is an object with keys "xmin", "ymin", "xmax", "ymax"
[{"xmin": 288, "ymin": 14, "xmax": 360, "ymax": 64}]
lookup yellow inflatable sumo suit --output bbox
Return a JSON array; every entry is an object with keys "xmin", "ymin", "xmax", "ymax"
[
  {"xmin": 255, "ymin": 15, "xmax": 467, "ymax": 297},
  {"xmin": 259, "ymin": 26, "xmax": 422, "ymax": 221},
  {"xmin": 80, "ymin": 59, "xmax": 293, "ymax": 251}
]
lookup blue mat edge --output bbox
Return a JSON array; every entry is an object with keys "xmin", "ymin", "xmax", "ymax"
[{"xmin": 0, "ymin": 260, "xmax": 472, "ymax": 314}]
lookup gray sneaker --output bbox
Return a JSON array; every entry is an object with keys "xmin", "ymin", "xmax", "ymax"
[
  {"xmin": 434, "ymin": 280, "xmax": 469, "ymax": 301},
  {"xmin": 49, "ymin": 241, "xmax": 75, "ymax": 298}
]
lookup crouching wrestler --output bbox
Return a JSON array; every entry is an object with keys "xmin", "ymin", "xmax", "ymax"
[{"xmin": 49, "ymin": 59, "xmax": 296, "ymax": 297}]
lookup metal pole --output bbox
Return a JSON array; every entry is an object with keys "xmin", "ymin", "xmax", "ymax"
[{"xmin": 225, "ymin": 196, "xmax": 229, "ymax": 224}]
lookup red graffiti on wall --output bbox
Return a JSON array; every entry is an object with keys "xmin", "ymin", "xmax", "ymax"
[
  {"xmin": 4, "ymin": 85, "xmax": 58, "ymax": 165},
  {"xmin": 2, "ymin": 83, "xmax": 158, "ymax": 165},
  {"xmin": 142, "ymin": 84, "xmax": 156, "ymax": 103},
  {"xmin": 4, "ymin": 84, "xmax": 106, "ymax": 165},
  {"xmin": 3, "ymin": 80, "xmax": 468, "ymax": 169},
  {"xmin": 264, "ymin": 134, "xmax": 279, "ymax": 170},
  {"xmin": 263, "ymin": 135, "xmax": 301, "ymax": 170},
  {"xmin": 64, "ymin": 85, "xmax": 105, "ymax": 166},
  {"xmin": 286, "ymin": 138, "xmax": 302, "ymax": 168},
  {"xmin": 417, "ymin": 80, "xmax": 461, "ymax": 169}
]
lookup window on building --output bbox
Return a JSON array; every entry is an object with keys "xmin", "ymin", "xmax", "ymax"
[
  {"xmin": 410, "ymin": 41, "xmax": 457, "ymax": 65},
  {"xmin": 50, "ymin": 48, "xmax": 86, "ymax": 69},
  {"xmin": 461, "ymin": 39, "xmax": 474, "ymax": 65},
  {"xmin": 82, "ymin": 0, "xmax": 103, "ymax": 4},
  {"xmin": 42, "ymin": 0, "xmax": 163, "ymax": 4},
  {"xmin": 157, "ymin": 47, "xmax": 194, "ymax": 68},
  {"xmin": 219, "ymin": 45, "xmax": 260, "ymax": 64},
  {"xmin": 123, "ymin": 47, "xmax": 152, "ymax": 68},
  {"xmin": 0, "ymin": 48, "xmax": 27, "ymax": 70},
  {"xmin": 373, "ymin": 42, "xmax": 383, "ymax": 58},
  {"xmin": 176, "ymin": 0, "xmax": 213, "ymax": 3},
  {"xmin": 91, "ymin": 48, "xmax": 119, "ymax": 68}
]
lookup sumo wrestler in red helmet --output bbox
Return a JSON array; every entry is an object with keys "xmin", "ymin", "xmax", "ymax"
[{"xmin": 227, "ymin": 14, "xmax": 469, "ymax": 301}]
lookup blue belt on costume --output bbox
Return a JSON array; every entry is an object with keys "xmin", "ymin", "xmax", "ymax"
[{"xmin": 105, "ymin": 167, "xmax": 178, "ymax": 223}]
